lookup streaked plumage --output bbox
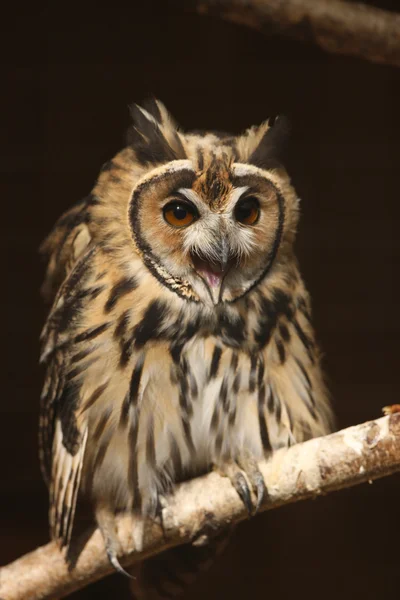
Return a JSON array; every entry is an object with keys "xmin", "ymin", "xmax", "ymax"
[{"xmin": 39, "ymin": 99, "xmax": 333, "ymax": 595}]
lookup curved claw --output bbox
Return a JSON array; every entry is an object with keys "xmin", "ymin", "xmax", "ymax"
[
  {"xmin": 107, "ymin": 548, "xmax": 136, "ymax": 579},
  {"xmin": 96, "ymin": 504, "xmax": 136, "ymax": 579},
  {"xmin": 232, "ymin": 471, "xmax": 253, "ymax": 516},
  {"xmin": 237, "ymin": 456, "xmax": 267, "ymax": 514},
  {"xmin": 252, "ymin": 470, "xmax": 266, "ymax": 514}
]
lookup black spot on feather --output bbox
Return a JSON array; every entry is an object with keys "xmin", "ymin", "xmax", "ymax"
[
  {"xmin": 92, "ymin": 431, "xmax": 113, "ymax": 472},
  {"xmin": 232, "ymin": 373, "xmax": 240, "ymax": 394},
  {"xmin": 66, "ymin": 356, "xmax": 98, "ymax": 380},
  {"xmin": 295, "ymin": 358, "xmax": 313, "ymax": 389},
  {"xmin": 70, "ymin": 347, "xmax": 93, "ymax": 364},
  {"xmin": 182, "ymin": 418, "xmax": 195, "ymax": 454},
  {"xmin": 146, "ymin": 417, "xmax": 156, "ymax": 469},
  {"xmin": 93, "ymin": 407, "xmax": 112, "ymax": 441},
  {"xmin": 296, "ymin": 296, "xmax": 312, "ymax": 322},
  {"xmin": 128, "ymin": 356, "xmax": 145, "ymax": 407},
  {"xmin": 210, "ymin": 346, "xmax": 222, "ymax": 379},
  {"xmin": 58, "ymin": 380, "xmax": 82, "ymax": 455},
  {"xmin": 84, "ymin": 382, "xmax": 108, "ymax": 412},
  {"xmin": 86, "ymin": 193, "xmax": 101, "ymax": 206},
  {"xmin": 128, "ymin": 422, "xmax": 141, "ymax": 511},
  {"xmin": 104, "ymin": 277, "xmax": 137, "ymax": 313},
  {"xmin": 114, "ymin": 309, "xmax": 131, "ymax": 341},
  {"xmin": 249, "ymin": 355, "xmax": 258, "ymax": 393},
  {"xmin": 279, "ymin": 323, "xmax": 290, "ymax": 342},
  {"xmin": 218, "ymin": 312, "xmax": 245, "ymax": 346},
  {"xmin": 255, "ymin": 289, "xmax": 293, "ymax": 349},
  {"xmin": 267, "ymin": 388, "xmax": 274, "ymax": 414},
  {"xmin": 134, "ymin": 300, "xmax": 167, "ymax": 348},
  {"xmin": 257, "ymin": 360, "xmax": 265, "ymax": 388},
  {"xmin": 258, "ymin": 403, "xmax": 271, "ymax": 452},
  {"xmin": 74, "ymin": 322, "xmax": 110, "ymax": 344},
  {"xmin": 230, "ymin": 352, "xmax": 239, "ymax": 372},
  {"xmin": 292, "ymin": 318, "xmax": 315, "ymax": 363},
  {"xmin": 170, "ymin": 343, "xmax": 183, "ymax": 364},
  {"xmin": 220, "ymin": 378, "xmax": 229, "ymax": 411},
  {"xmin": 276, "ymin": 339, "xmax": 286, "ymax": 364},
  {"xmin": 190, "ymin": 374, "xmax": 198, "ymax": 399}
]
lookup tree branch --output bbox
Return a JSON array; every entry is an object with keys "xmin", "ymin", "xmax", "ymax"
[
  {"xmin": 194, "ymin": 0, "xmax": 400, "ymax": 68},
  {"xmin": 1, "ymin": 413, "xmax": 400, "ymax": 599}
]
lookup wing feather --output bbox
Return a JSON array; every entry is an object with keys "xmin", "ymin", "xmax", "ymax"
[{"xmin": 39, "ymin": 199, "xmax": 94, "ymax": 547}]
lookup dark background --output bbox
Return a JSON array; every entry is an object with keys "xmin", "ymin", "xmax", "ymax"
[{"xmin": 2, "ymin": 1, "xmax": 400, "ymax": 598}]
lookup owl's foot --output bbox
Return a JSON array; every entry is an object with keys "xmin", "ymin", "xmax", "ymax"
[
  {"xmin": 96, "ymin": 504, "xmax": 134, "ymax": 579},
  {"xmin": 238, "ymin": 454, "xmax": 266, "ymax": 514},
  {"xmin": 218, "ymin": 457, "xmax": 266, "ymax": 516}
]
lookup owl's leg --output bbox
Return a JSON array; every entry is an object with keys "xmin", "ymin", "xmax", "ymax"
[
  {"xmin": 217, "ymin": 456, "xmax": 266, "ymax": 516},
  {"xmin": 95, "ymin": 503, "xmax": 134, "ymax": 579}
]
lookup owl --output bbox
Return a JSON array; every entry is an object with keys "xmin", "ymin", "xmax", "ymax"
[{"xmin": 39, "ymin": 99, "xmax": 333, "ymax": 596}]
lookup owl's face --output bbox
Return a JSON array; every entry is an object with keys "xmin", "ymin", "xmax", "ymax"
[{"xmin": 128, "ymin": 101, "xmax": 299, "ymax": 306}]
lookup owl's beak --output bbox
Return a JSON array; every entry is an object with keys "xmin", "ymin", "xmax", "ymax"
[{"xmin": 191, "ymin": 237, "xmax": 233, "ymax": 303}]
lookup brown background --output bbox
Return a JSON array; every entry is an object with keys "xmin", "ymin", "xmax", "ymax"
[{"xmin": 2, "ymin": 1, "xmax": 400, "ymax": 598}]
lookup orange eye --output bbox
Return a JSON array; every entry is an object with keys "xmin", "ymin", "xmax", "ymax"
[
  {"xmin": 163, "ymin": 202, "xmax": 197, "ymax": 228},
  {"xmin": 234, "ymin": 197, "xmax": 260, "ymax": 225}
]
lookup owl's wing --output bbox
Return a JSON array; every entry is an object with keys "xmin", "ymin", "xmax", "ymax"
[
  {"xmin": 40, "ymin": 197, "xmax": 92, "ymax": 303},
  {"xmin": 39, "ymin": 199, "xmax": 93, "ymax": 547}
]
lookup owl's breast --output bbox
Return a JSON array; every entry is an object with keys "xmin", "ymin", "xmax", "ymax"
[{"xmin": 82, "ymin": 332, "xmax": 268, "ymax": 510}]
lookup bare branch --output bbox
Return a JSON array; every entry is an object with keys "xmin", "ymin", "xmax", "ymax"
[
  {"xmin": 194, "ymin": 0, "xmax": 400, "ymax": 68},
  {"xmin": 1, "ymin": 414, "xmax": 400, "ymax": 599}
]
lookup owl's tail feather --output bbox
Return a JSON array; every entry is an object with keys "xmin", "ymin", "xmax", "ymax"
[{"xmin": 129, "ymin": 530, "xmax": 232, "ymax": 599}]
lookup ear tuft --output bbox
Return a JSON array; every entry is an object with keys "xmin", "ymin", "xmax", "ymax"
[
  {"xmin": 247, "ymin": 115, "xmax": 291, "ymax": 170},
  {"xmin": 140, "ymin": 97, "xmax": 163, "ymax": 123},
  {"xmin": 127, "ymin": 99, "xmax": 186, "ymax": 166}
]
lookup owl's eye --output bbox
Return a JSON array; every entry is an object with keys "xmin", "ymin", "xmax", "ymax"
[
  {"xmin": 163, "ymin": 201, "xmax": 198, "ymax": 228},
  {"xmin": 234, "ymin": 197, "xmax": 260, "ymax": 226}
]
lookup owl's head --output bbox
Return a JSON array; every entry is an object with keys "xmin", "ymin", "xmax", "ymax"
[{"xmin": 128, "ymin": 100, "xmax": 299, "ymax": 306}]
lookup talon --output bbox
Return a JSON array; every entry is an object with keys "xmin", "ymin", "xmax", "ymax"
[
  {"xmin": 96, "ymin": 504, "xmax": 135, "ymax": 578},
  {"xmin": 237, "ymin": 456, "xmax": 266, "ymax": 514},
  {"xmin": 253, "ymin": 471, "xmax": 266, "ymax": 513},
  {"xmin": 107, "ymin": 548, "xmax": 135, "ymax": 579},
  {"xmin": 233, "ymin": 472, "xmax": 253, "ymax": 516}
]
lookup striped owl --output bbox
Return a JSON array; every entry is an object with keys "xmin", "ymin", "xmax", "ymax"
[{"xmin": 39, "ymin": 99, "xmax": 333, "ymax": 595}]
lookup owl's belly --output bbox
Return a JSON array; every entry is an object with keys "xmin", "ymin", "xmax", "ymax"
[
  {"xmin": 84, "ymin": 336, "xmax": 273, "ymax": 513},
  {"xmin": 178, "ymin": 337, "xmax": 264, "ymax": 475}
]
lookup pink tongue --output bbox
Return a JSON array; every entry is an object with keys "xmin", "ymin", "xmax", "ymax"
[
  {"xmin": 192, "ymin": 255, "xmax": 224, "ymax": 288},
  {"xmin": 202, "ymin": 270, "xmax": 223, "ymax": 288},
  {"xmin": 196, "ymin": 262, "xmax": 223, "ymax": 288}
]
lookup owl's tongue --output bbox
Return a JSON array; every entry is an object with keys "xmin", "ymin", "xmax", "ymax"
[
  {"xmin": 192, "ymin": 256, "xmax": 224, "ymax": 288},
  {"xmin": 203, "ymin": 269, "xmax": 223, "ymax": 288}
]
